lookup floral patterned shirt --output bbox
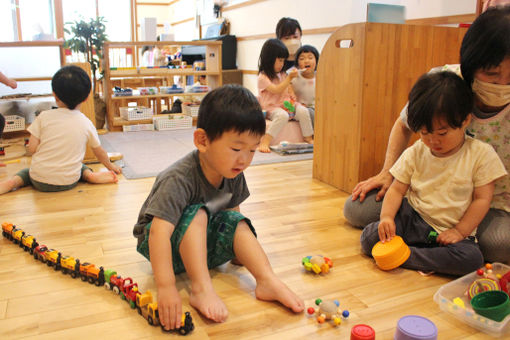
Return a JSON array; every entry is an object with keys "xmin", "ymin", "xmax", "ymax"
[{"xmin": 468, "ymin": 104, "xmax": 510, "ymax": 212}]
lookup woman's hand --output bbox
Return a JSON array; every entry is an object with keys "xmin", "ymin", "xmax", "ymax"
[
  {"xmin": 351, "ymin": 170, "xmax": 394, "ymax": 202},
  {"xmin": 157, "ymin": 285, "xmax": 183, "ymax": 331}
]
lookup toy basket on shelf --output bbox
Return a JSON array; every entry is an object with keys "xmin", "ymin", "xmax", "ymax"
[
  {"xmin": 3, "ymin": 115, "xmax": 25, "ymax": 132},
  {"xmin": 182, "ymin": 103, "xmax": 200, "ymax": 118},
  {"xmin": 154, "ymin": 114, "xmax": 192, "ymax": 131},
  {"xmin": 119, "ymin": 107, "xmax": 153, "ymax": 121}
]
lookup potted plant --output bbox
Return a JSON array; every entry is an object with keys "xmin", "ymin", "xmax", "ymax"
[{"xmin": 64, "ymin": 17, "xmax": 108, "ymax": 128}]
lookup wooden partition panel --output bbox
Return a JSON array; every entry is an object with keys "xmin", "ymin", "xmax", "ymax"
[{"xmin": 313, "ymin": 23, "xmax": 467, "ymax": 193}]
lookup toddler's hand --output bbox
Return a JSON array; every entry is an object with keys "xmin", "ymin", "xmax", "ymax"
[
  {"xmin": 437, "ymin": 228, "xmax": 464, "ymax": 245},
  {"xmin": 288, "ymin": 68, "xmax": 298, "ymax": 80},
  {"xmin": 378, "ymin": 217, "xmax": 396, "ymax": 243},
  {"xmin": 157, "ymin": 285, "xmax": 183, "ymax": 331}
]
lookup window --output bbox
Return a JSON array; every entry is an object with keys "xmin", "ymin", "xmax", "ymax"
[
  {"xmin": 0, "ymin": 0, "xmax": 16, "ymax": 41},
  {"xmin": 19, "ymin": 0, "xmax": 55, "ymax": 40}
]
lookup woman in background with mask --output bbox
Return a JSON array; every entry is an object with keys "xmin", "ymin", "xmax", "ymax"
[
  {"xmin": 275, "ymin": 17, "xmax": 302, "ymax": 72},
  {"xmin": 344, "ymin": 6, "xmax": 510, "ymax": 263}
]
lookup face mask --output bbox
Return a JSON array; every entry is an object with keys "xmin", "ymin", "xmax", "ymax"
[
  {"xmin": 283, "ymin": 39, "xmax": 301, "ymax": 56},
  {"xmin": 472, "ymin": 78, "xmax": 510, "ymax": 107}
]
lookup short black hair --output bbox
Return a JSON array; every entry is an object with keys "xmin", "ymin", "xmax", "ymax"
[
  {"xmin": 295, "ymin": 45, "xmax": 320, "ymax": 70},
  {"xmin": 197, "ymin": 84, "xmax": 266, "ymax": 142},
  {"xmin": 407, "ymin": 71, "xmax": 473, "ymax": 133},
  {"xmin": 258, "ymin": 38, "xmax": 289, "ymax": 80},
  {"xmin": 460, "ymin": 6, "xmax": 510, "ymax": 86},
  {"xmin": 275, "ymin": 17, "xmax": 302, "ymax": 39},
  {"xmin": 51, "ymin": 65, "xmax": 91, "ymax": 110}
]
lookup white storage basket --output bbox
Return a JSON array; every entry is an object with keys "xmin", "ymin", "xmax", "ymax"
[
  {"xmin": 120, "ymin": 107, "xmax": 153, "ymax": 121},
  {"xmin": 182, "ymin": 104, "xmax": 200, "ymax": 118},
  {"xmin": 154, "ymin": 114, "xmax": 192, "ymax": 131},
  {"xmin": 3, "ymin": 115, "xmax": 25, "ymax": 132}
]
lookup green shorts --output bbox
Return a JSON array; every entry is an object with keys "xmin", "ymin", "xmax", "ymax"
[
  {"xmin": 16, "ymin": 164, "xmax": 92, "ymax": 192},
  {"xmin": 136, "ymin": 204, "xmax": 256, "ymax": 274}
]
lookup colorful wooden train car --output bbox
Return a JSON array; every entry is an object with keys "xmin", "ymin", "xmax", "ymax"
[{"xmin": 1, "ymin": 222, "xmax": 194, "ymax": 335}]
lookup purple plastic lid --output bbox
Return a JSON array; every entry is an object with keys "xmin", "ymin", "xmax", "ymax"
[{"xmin": 394, "ymin": 315, "xmax": 438, "ymax": 340}]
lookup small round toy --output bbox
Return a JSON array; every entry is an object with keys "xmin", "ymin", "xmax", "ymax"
[
  {"xmin": 302, "ymin": 255, "xmax": 333, "ymax": 274},
  {"xmin": 307, "ymin": 298, "xmax": 349, "ymax": 327}
]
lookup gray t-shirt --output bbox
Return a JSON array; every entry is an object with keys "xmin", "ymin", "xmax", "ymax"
[{"xmin": 133, "ymin": 150, "xmax": 250, "ymax": 243}]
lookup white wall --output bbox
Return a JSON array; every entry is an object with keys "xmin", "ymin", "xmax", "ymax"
[{"xmin": 173, "ymin": 0, "xmax": 477, "ymax": 93}]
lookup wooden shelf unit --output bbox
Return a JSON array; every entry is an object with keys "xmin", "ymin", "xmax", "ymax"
[
  {"xmin": 313, "ymin": 23, "xmax": 468, "ymax": 193},
  {"xmin": 103, "ymin": 41, "xmax": 223, "ymax": 131}
]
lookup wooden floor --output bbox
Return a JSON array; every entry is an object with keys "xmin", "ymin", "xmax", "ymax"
[{"xmin": 0, "ymin": 159, "xmax": 495, "ymax": 339}]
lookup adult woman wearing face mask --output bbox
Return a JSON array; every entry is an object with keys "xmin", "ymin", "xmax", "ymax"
[
  {"xmin": 275, "ymin": 17, "xmax": 302, "ymax": 72},
  {"xmin": 344, "ymin": 6, "xmax": 510, "ymax": 263}
]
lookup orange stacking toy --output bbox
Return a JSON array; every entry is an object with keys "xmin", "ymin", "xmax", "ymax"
[{"xmin": 371, "ymin": 236, "xmax": 411, "ymax": 270}]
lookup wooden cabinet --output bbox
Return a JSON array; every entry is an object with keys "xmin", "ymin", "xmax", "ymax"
[
  {"xmin": 313, "ymin": 23, "xmax": 468, "ymax": 193},
  {"xmin": 102, "ymin": 41, "xmax": 223, "ymax": 131}
]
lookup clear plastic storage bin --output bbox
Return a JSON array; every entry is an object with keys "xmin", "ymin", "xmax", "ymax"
[{"xmin": 433, "ymin": 262, "xmax": 510, "ymax": 337}]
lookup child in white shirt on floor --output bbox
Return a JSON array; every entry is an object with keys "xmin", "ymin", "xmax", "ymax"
[{"xmin": 0, "ymin": 65, "xmax": 121, "ymax": 194}]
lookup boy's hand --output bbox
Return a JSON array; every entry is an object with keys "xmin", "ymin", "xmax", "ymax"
[
  {"xmin": 109, "ymin": 163, "xmax": 122, "ymax": 174},
  {"xmin": 378, "ymin": 217, "xmax": 396, "ymax": 243},
  {"xmin": 157, "ymin": 285, "xmax": 183, "ymax": 331},
  {"xmin": 437, "ymin": 228, "xmax": 464, "ymax": 245}
]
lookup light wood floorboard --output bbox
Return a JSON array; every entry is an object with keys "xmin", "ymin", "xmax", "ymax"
[{"xmin": 0, "ymin": 159, "xmax": 492, "ymax": 339}]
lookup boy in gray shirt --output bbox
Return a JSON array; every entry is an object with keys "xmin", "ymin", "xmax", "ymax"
[{"xmin": 134, "ymin": 85, "xmax": 304, "ymax": 330}]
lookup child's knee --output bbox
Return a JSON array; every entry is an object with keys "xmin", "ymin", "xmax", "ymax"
[
  {"xmin": 191, "ymin": 207, "xmax": 208, "ymax": 225},
  {"xmin": 360, "ymin": 223, "xmax": 379, "ymax": 256}
]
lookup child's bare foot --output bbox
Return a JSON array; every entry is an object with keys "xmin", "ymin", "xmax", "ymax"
[
  {"xmin": 304, "ymin": 136, "xmax": 314, "ymax": 144},
  {"xmin": 189, "ymin": 286, "xmax": 228, "ymax": 322},
  {"xmin": 86, "ymin": 170, "xmax": 118, "ymax": 184},
  {"xmin": 0, "ymin": 176, "xmax": 23, "ymax": 195},
  {"xmin": 255, "ymin": 274, "xmax": 304, "ymax": 313},
  {"xmin": 258, "ymin": 134, "xmax": 272, "ymax": 153}
]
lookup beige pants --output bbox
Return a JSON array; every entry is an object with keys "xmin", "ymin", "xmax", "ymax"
[{"xmin": 266, "ymin": 105, "xmax": 313, "ymax": 138}]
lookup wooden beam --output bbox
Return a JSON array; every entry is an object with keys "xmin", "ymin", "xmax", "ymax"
[
  {"xmin": 54, "ymin": 0, "xmax": 65, "ymax": 65},
  {"xmin": 15, "ymin": 0, "xmax": 22, "ymax": 41},
  {"xmin": 0, "ymin": 41, "xmax": 64, "ymax": 47}
]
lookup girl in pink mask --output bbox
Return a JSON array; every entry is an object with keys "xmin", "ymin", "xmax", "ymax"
[
  {"xmin": 346, "ymin": 6, "xmax": 510, "ymax": 264},
  {"xmin": 276, "ymin": 17, "xmax": 302, "ymax": 72}
]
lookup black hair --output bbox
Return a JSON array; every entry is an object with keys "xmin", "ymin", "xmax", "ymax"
[
  {"xmin": 258, "ymin": 38, "xmax": 289, "ymax": 80},
  {"xmin": 51, "ymin": 65, "xmax": 91, "ymax": 110},
  {"xmin": 295, "ymin": 45, "xmax": 320, "ymax": 70},
  {"xmin": 197, "ymin": 84, "xmax": 266, "ymax": 142},
  {"xmin": 407, "ymin": 71, "xmax": 473, "ymax": 133},
  {"xmin": 460, "ymin": 6, "xmax": 510, "ymax": 86},
  {"xmin": 275, "ymin": 17, "xmax": 302, "ymax": 39}
]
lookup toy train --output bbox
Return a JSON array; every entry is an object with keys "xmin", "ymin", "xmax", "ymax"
[{"xmin": 2, "ymin": 222, "xmax": 194, "ymax": 335}]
